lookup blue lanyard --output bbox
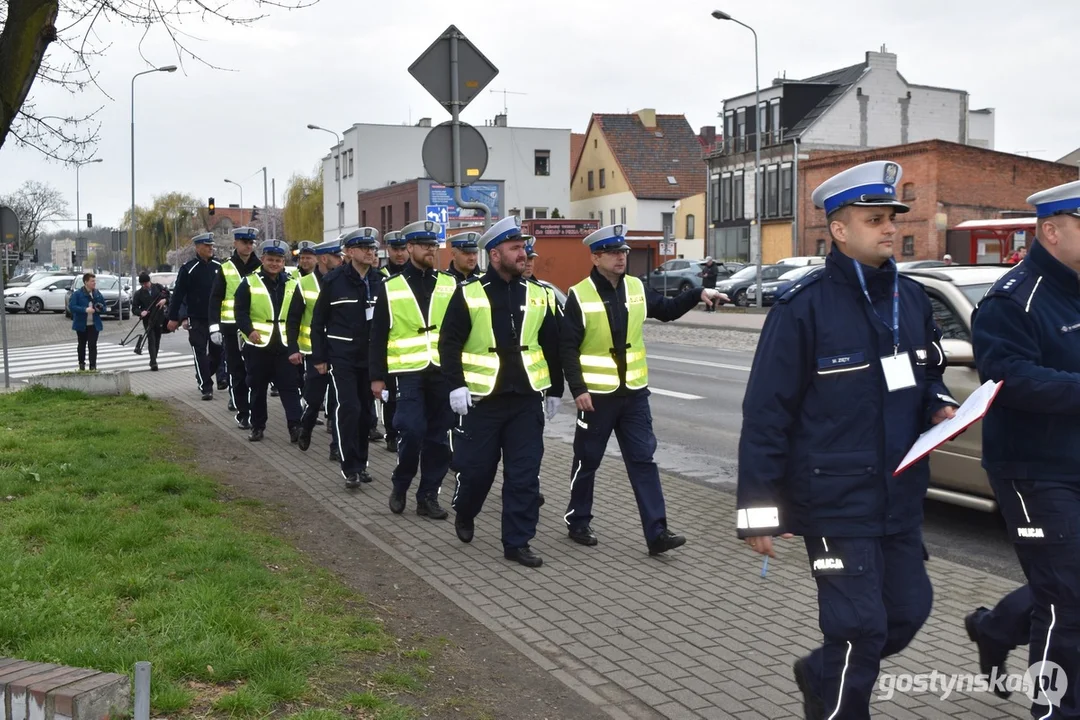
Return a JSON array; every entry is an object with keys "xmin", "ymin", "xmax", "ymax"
[{"xmin": 852, "ymin": 260, "xmax": 900, "ymax": 352}]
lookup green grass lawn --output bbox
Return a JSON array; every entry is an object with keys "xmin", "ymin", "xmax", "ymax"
[{"xmin": 0, "ymin": 388, "xmax": 431, "ymax": 718}]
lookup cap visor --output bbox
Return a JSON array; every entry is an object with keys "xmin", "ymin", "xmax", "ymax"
[{"xmin": 851, "ymin": 199, "xmax": 910, "ymax": 214}]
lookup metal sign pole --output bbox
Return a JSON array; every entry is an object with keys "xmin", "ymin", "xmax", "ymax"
[
  {"xmin": 1, "ymin": 246, "xmax": 9, "ymax": 388},
  {"xmin": 449, "ymin": 29, "xmax": 491, "ymax": 231}
]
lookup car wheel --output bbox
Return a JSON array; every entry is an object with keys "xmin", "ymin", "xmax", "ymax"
[
  {"xmin": 734, "ymin": 289, "xmax": 748, "ymax": 307},
  {"xmin": 24, "ymin": 297, "xmax": 43, "ymax": 314},
  {"xmin": 678, "ymin": 281, "xmax": 693, "ymax": 293}
]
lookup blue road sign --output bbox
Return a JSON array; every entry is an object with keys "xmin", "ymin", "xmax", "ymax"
[{"xmin": 425, "ymin": 205, "xmax": 448, "ymax": 240}]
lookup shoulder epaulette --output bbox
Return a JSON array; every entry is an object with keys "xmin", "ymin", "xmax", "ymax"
[
  {"xmin": 983, "ymin": 266, "xmax": 1030, "ymax": 302},
  {"xmin": 776, "ymin": 266, "xmax": 825, "ymax": 304},
  {"xmin": 460, "ymin": 275, "xmax": 482, "ymax": 286}
]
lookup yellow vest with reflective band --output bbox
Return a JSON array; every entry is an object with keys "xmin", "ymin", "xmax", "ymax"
[
  {"xmin": 297, "ymin": 272, "xmax": 320, "ymax": 354},
  {"xmin": 571, "ymin": 275, "xmax": 648, "ymax": 393},
  {"xmin": 385, "ymin": 272, "xmax": 456, "ymax": 373},
  {"xmin": 380, "ymin": 267, "xmax": 390, "ymax": 277},
  {"xmin": 245, "ymin": 273, "xmax": 299, "ymax": 348},
  {"xmin": 460, "ymin": 280, "xmax": 551, "ymax": 396},
  {"xmin": 219, "ymin": 260, "xmax": 249, "ymax": 324}
]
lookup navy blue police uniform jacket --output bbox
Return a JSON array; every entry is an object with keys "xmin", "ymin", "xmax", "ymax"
[
  {"xmin": 972, "ymin": 240, "xmax": 1080, "ymax": 481},
  {"xmin": 736, "ymin": 246, "xmax": 956, "ymax": 539},
  {"xmin": 309, "ymin": 262, "xmax": 382, "ymax": 368}
]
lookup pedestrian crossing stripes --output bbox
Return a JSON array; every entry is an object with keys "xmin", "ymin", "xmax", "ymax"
[{"xmin": 0, "ymin": 342, "xmax": 192, "ymax": 380}]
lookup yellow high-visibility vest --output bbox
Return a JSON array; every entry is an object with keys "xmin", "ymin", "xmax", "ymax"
[
  {"xmin": 297, "ymin": 271, "xmax": 320, "ymax": 354},
  {"xmin": 570, "ymin": 275, "xmax": 648, "ymax": 393},
  {"xmin": 219, "ymin": 261, "xmax": 245, "ymax": 324},
  {"xmin": 460, "ymin": 280, "xmax": 551, "ymax": 396},
  {"xmin": 385, "ymin": 272, "xmax": 456, "ymax": 373},
  {"xmin": 244, "ymin": 273, "xmax": 298, "ymax": 348}
]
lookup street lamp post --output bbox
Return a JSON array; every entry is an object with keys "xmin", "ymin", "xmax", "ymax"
[
  {"xmin": 307, "ymin": 124, "xmax": 343, "ymax": 237},
  {"xmin": 712, "ymin": 10, "xmax": 763, "ymax": 308},
  {"xmin": 130, "ymin": 65, "xmax": 177, "ymax": 316},
  {"xmin": 224, "ymin": 179, "xmax": 244, "ymax": 225},
  {"xmin": 74, "ymin": 158, "xmax": 103, "ymax": 267}
]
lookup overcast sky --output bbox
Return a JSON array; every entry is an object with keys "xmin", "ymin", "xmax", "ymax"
[{"xmin": 2, "ymin": 0, "xmax": 1077, "ymax": 232}]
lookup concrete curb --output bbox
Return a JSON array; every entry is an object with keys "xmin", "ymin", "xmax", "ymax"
[{"xmin": 27, "ymin": 370, "xmax": 131, "ymax": 395}]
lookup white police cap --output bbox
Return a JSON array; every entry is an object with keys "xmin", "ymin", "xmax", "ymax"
[
  {"xmin": 523, "ymin": 235, "xmax": 538, "ymax": 258},
  {"xmin": 1027, "ymin": 179, "xmax": 1080, "ymax": 218},
  {"xmin": 811, "ymin": 160, "xmax": 909, "ymax": 216},
  {"xmin": 583, "ymin": 224, "xmax": 630, "ymax": 252},
  {"xmin": 192, "ymin": 232, "xmax": 214, "ymax": 245},
  {"xmin": 450, "ymin": 231, "xmax": 481, "ymax": 251},
  {"xmin": 232, "ymin": 226, "xmax": 259, "ymax": 241},
  {"xmin": 259, "ymin": 239, "xmax": 288, "ymax": 256},
  {"xmin": 383, "ymin": 231, "xmax": 406, "ymax": 246},
  {"xmin": 296, "ymin": 241, "xmax": 317, "ymax": 255},
  {"xmin": 313, "ymin": 239, "xmax": 339, "ymax": 255},
  {"xmin": 342, "ymin": 227, "xmax": 379, "ymax": 248},
  {"xmin": 401, "ymin": 220, "xmax": 441, "ymax": 243},
  {"xmin": 478, "ymin": 217, "xmax": 523, "ymax": 251}
]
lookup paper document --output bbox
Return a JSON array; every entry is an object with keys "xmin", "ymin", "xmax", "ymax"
[{"xmin": 894, "ymin": 379, "xmax": 1003, "ymax": 476}]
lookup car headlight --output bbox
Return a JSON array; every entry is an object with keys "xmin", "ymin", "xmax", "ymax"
[{"xmin": 7, "ymin": 291, "xmax": 24, "ymax": 298}]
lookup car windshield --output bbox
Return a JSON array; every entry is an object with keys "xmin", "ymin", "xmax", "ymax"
[
  {"xmin": 728, "ymin": 266, "xmax": 759, "ymax": 280},
  {"xmin": 959, "ymin": 283, "xmax": 993, "ymax": 306}
]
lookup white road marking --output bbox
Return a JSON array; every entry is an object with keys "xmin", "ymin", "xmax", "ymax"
[
  {"xmin": 649, "ymin": 388, "xmax": 705, "ymax": 400},
  {"xmin": 648, "ymin": 353, "xmax": 752, "ymax": 372}
]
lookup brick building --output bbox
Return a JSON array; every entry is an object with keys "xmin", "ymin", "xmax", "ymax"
[{"xmin": 799, "ymin": 140, "xmax": 1077, "ymax": 261}]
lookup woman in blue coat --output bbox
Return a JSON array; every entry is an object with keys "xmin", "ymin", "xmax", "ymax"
[{"xmin": 69, "ymin": 273, "xmax": 105, "ymax": 370}]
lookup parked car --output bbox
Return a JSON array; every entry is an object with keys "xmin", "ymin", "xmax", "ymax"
[
  {"xmin": 645, "ymin": 259, "xmax": 745, "ymax": 296},
  {"xmin": 4, "ymin": 275, "xmax": 76, "ymax": 314},
  {"xmin": 777, "ymin": 256, "xmax": 826, "ymax": 267},
  {"xmin": 63, "ymin": 274, "xmax": 131, "ymax": 320},
  {"xmin": 6, "ymin": 270, "xmax": 66, "ymax": 288},
  {"xmin": 902, "ymin": 264, "xmax": 1011, "ymax": 512},
  {"xmin": 714, "ymin": 264, "xmax": 788, "ymax": 306},
  {"xmin": 745, "ymin": 265, "xmax": 825, "ymax": 306},
  {"xmin": 896, "ymin": 260, "xmax": 948, "ymax": 271},
  {"xmin": 150, "ymin": 272, "xmax": 178, "ymax": 291}
]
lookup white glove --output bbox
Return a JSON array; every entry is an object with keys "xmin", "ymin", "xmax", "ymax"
[
  {"xmin": 209, "ymin": 331, "xmax": 222, "ymax": 346},
  {"xmin": 545, "ymin": 396, "xmax": 561, "ymax": 420},
  {"xmin": 449, "ymin": 386, "xmax": 473, "ymax": 416},
  {"xmin": 380, "ymin": 389, "xmax": 390, "ymax": 403}
]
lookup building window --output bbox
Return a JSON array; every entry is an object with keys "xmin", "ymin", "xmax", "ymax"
[
  {"xmin": 710, "ymin": 178, "xmax": 720, "ymax": 222},
  {"xmin": 720, "ymin": 174, "xmax": 732, "ymax": 221},
  {"xmin": 780, "ymin": 164, "xmax": 793, "ymax": 216},
  {"xmin": 534, "ymin": 150, "xmax": 550, "ymax": 176},
  {"xmin": 733, "ymin": 172, "xmax": 744, "ymax": 219},
  {"xmin": 661, "ymin": 212, "xmax": 674, "ymax": 240},
  {"xmin": 361, "ymin": 210, "xmax": 367, "ymax": 226},
  {"xmin": 334, "ymin": 154, "xmax": 340, "ymax": 182},
  {"xmin": 404, "ymin": 201, "xmax": 411, "ymax": 224},
  {"xmin": 348, "ymin": 149, "xmax": 354, "ymax": 177},
  {"xmin": 620, "ymin": 207, "xmax": 627, "ymax": 224},
  {"xmin": 724, "ymin": 111, "xmax": 734, "ymax": 145},
  {"xmin": 771, "ymin": 100, "xmax": 781, "ymax": 144},
  {"xmin": 524, "ymin": 208, "xmax": 534, "ymax": 220},
  {"xmin": 902, "ymin": 182, "xmax": 916, "ymax": 201},
  {"xmin": 610, "ymin": 209, "xmax": 616, "ymax": 224},
  {"xmin": 903, "ymin": 235, "xmax": 915, "ymax": 256},
  {"xmin": 339, "ymin": 203, "xmax": 344, "ymax": 231},
  {"xmin": 535, "ymin": 209, "xmax": 548, "ymax": 219},
  {"xmin": 387, "ymin": 205, "xmax": 393, "ymax": 231},
  {"xmin": 736, "ymin": 109, "xmax": 746, "ymax": 151},
  {"xmin": 759, "ymin": 103, "xmax": 768, "ymax": 145},
  {"xmin": 600, "ymin": 168, "xmax": 606, "ymax": 189},
  {"xmin": 588, "ymin": 211, "xmax": 595, "ymax": 220},
  {"xmin": 816, "ymin": 239, "xmax": 826, "ymax": 255},
  {"xmin": 380, "ymin": 206, "xmax": 386, "ymax": 233},
  {"xmin": 686, "ymin": 214, "xmax": 696, "ymax": 239},
  {"xmin": 766, "ymin": 165, "xmax": 779, "ymax": 218},
  {"xmin": 588, "ymin": 170, "xmax": 594, "ymax": 191}
]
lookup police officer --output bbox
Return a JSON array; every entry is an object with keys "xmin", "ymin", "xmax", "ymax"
[
  {"xmin": 294, "ymin": 241, "xmax": 319, "ymax": 391},
  {"xmin": 521, "ymin": 235, "xmax": 557, "ymax": 313},
  {"xmin": 311, "ymin": 228, "xmax": 383, "ymax": 489},
  {"xmin": 737, "ymin": 161, "xmax": 959, "ymax": 720},
  {"xmin": 210, "ymin": 226, "xmax": 262, "ymax": 428},
  {"xmin": 297, "ymin": 239, "xmax": 342, "ymax": 461},
  {"xmin": 440, "ymin": 217, "xmax": 563, "ymax": 568},
  {"xmin": 561, "ymin": 224, "xmax": 722, "ymax": 556},
  {"xmin": 446, "ymin": 231, "xmax": 481, "ymax": 282},
  {"xmin": 167, "ymin": 232, "xmax": 223, "ymax": 400},
  {"xmin": 377, "ymin": 230, "xmax": 410, "ymax": 453},
  {"xmin": 233, "ymin": 239, "xmax": 304, "ymax": 443},
  {"xmin": 369, "ymin": 220, "xmax": 457, "ymax": 519},
  {"xmin": 968, "ymin": 178, "xmax": 1080, "ymax": 718}
]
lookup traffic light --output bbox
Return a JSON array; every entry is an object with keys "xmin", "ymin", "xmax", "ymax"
[
  {"xmin": 208, "ymin": 197, "xmax": 215, "ymax": 215},
  {"xmin": 86, "ymin": 212, "xmax": 93, "ymax": 228},
  {"xmin": 251, "ymin": 206, "xmax": 259, "ymax": 221},
  {"xmin": 70, "ymin": 250, "xmax": 76, "ymax": 266},
  {"xmin": 32, "ymin": 249, "xmax": 38, "ymax": 263}
]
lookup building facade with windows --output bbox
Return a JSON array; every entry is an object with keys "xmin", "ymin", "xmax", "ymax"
[
  {"xmin": 705, "ymin": 49, "xmax": 995, "ymax": 263},
  {"xmin": 570, "ymin": 110, "xmax": 707, "ymax": 249},
  {"xmin": 315, "ymin": 116, "xmax": 570, "ymax": 240}
]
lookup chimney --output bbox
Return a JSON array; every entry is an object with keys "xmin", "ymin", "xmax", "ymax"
[
  {"xmin": 865, "ymin": 47, "xmax": 897, "ymax": 71},
  {"xmin": 635, "ymin": 108, "xmax": 657, "ymax": 128},
  {"xmin": 700, "ymin": 126, "xmax": 716, "ymax": 147},
  {"xmin": 417, "ymin": 117, "xmax": 432, "ymax": 127},
  {"xmin": 494, "ymin": 113, "xmax": 507, "ymax": 127}
]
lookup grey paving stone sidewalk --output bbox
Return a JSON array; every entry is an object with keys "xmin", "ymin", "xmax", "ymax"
[{"xmin": 132, "ymin": 368, "xmax": 1031, "ymax": 720}]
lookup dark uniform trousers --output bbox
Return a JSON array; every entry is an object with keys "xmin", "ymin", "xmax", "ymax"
[
  {"xmin": 381, "ymin": 375, "xmax": 398, "ymax": 442},
  {"xmin": 565, "ymin": 391, "xmax": 667, "ymax": 542},
  {"xmin": 328, "ymin": 363, "xmax": 372, "ymax": 477},
  {"xmin": 187, "ymin": 318, "xmax": 223, "ymax": 393},
  {"xmin": 451, "ymin": 394, "xmax": 544, "ymax": 551},
  {"xmin": 391, "ymin": 372, "xmax": 455, "ymax": 500},
  {"xmin": 800, "ymin": 527, "xmax": 932, "ymax": 720},
  {"xmin": 990, "ymin": 475, "xmax": 1080, "ymax": 718},
  {"xmin": 972, "ymin": 584, "xmax": 1034, "ymax": 656},
  {"xmin": 223, "ymin": 327, "xmax": 250, "ymax": 422},
  {"xmin": 300, "ymin": 357, "xmax": 339, "ymax": 453},
  {"xmin": 216, "ymin": 346, "xmax": 228, "ymax": 386},
  {"xmin": 243, "ymin": 345, "xmax": 302, "ymax": 432}
]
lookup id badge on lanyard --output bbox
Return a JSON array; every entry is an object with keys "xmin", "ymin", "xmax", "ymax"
[{"xmin": 853, "ymin": 261, "xmax": 916, "ymax": 392}]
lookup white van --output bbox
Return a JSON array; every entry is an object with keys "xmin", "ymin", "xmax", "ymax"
[{"xmin": 777, "ymin": 256, "xmax": 826, "ymax": 266}]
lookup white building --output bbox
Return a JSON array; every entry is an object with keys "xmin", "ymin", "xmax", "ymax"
[{"xmin": 315, "ymin": 115, "xmax": 571, "ymax": 240}]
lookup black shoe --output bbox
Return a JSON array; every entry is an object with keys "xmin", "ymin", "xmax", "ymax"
[
  {"xmin": 965, "ymin": 608, "xmax": 1011, "ymax": 698},
  {"xmin": 369, "ymin": 427, "xmax": 385, "ymax": 441},
  {"xmin": 298, "ymin": 433, "xmax": 311, "ymax": 451},
  {"xmin": 455, "ymin": 515, "xmax": 474, "ymax": 543},
  {"xmin": 793, "ymin": 657, "xmax": 825, "ymax": 720},
  {"xmin": 385, "ymin": 437, "xmax": 398, "ymax": 453},
  {"xmin": 248, "ymin": 429, "xmax": 264, "ymax": 442},
  {"xmin": 270, "ymin": 387, "xmax": 279, "ymax": 397},
  {"xmin": 504, "ymin": 546, "xmax": 543, "ymax": 568},
  {"xmin": 568, "ymin": 525, "xmax": 598, "ymax": 546},
  {"xmin": 237, "ymin": 418, "xmax": 252, "ymax": 430},
  {"xmin": 538, "ymin": 492, "xmax": 545, "ymax": 508},
  {"xmin": 217, "ymin": 380, "xmax": 228, "ymax": 391},
  {"xmin": 228, "ymin": 401, "xmax": 237, "ymax": 412},
  {"xmin": 79, "ymin": 364, "xmax": 85, "ymax": 371},
  {"xmin": 344, "ymin": 473, "xmax": 361, "ymax": 489},
  {"xmin": 417, "ymin": 495, "xmax": 448, "ymax": 520},
  {"xmin": 289, "ymin": 425, "xmax": 301, "ymax": 443},
  {"xmin": 357, "ymin": 470, "xmax": 373, "ymax": 484},
  {"xmin": 150, "ymin": 363, "xmax": 158, "ymax": 372},
  {"xmin": 389, "ymin": 490, "xmax": 406, "ymax": 514},
  {"xmin": 647, "ymin": 529, "xmax": 686, "ymax": 556},
  {"xmin": 329, "ymin": 448, "xmax": 341, "ymax": 462},
  {"xmin": 201, "ymin": 391, "xmax": 213, "ymax": 401}
]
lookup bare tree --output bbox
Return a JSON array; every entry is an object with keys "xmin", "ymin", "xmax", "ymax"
[
  {"xmin": 0, "ymin": 0, "xmax": 318, "ymax": 162},
  {"xmin": 0, "ymin": 179, "xmax": 69, "ymax": 252}
]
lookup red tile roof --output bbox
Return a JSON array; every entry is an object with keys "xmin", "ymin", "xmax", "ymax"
[
  {"xmin": 591, "ymin": 113, "xmax": 707, "ymax": 200},
  {"xmin": 570, "ymin": 133, "xmax": 586, "ymax": 180}
]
